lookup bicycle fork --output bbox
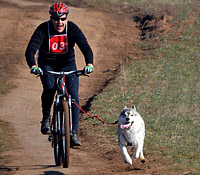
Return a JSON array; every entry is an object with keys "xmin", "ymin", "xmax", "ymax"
[
  {"xmin": 68, "ymin": 95, "xmax": 73, "ymax": 136},
  {"xmin": 48, "ymin": 94, "xmax": 73, "ymax": 143}
]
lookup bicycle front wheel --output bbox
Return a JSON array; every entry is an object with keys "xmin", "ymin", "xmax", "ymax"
[
  {"xmin": 52, "ymin": 103, "xmax": 62, "ymax": 166},
  {"xmin": 61, "ymin": 100, "xmax": 70, "ymax": 168}
]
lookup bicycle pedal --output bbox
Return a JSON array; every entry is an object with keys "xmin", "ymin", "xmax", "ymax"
[
  {"xmin": 48, "ymin": 135, "xmax": 52, "ymax": 142},
  {"xmin": 72, "ymin": 145, "xmax": 81, "ymax": 149}
]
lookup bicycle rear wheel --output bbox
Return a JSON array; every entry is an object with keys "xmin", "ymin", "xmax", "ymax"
[
  {"xmin": 53, "ymin": 103, "xmax": 62, "ymax": 166},
  {"xmin": 61, "ymin": 100, "xmax": 70, "ymax": 168}
]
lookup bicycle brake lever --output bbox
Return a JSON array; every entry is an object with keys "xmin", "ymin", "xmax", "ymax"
[
  {"xmin": 76, "ymin": 71, "xmax": 89, "ymax": 77},
  {"xmin": 77, "ymin": 74, "xmax": 89, "ymax": 77}
]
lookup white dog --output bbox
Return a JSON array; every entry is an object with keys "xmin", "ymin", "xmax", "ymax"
[{"xmin": 118, "ymin": 105, "xmax": 146, "ymax": 165}]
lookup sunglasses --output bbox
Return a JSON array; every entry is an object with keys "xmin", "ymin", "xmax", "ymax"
[{"xmin": 52, "ymin": 17, "xmax": 67, "ymax": 21}]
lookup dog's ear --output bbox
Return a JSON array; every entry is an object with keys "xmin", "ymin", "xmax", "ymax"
[
  {"xmin": 124, "ymin": 105, "xmax": 127, "ymax": 109},
  {"xmin": 132, "ymin": 105, "xmax": 136, "ymax": 111}
]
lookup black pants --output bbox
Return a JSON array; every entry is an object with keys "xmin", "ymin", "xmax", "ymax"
[{"xmin": 40, "ymin": 65, "xmax": 80, "ymax": 134}]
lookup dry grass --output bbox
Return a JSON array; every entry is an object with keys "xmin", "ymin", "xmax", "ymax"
[{"xmin": 84, "ymin": 1, "xmax": 200, "ymax": 174}]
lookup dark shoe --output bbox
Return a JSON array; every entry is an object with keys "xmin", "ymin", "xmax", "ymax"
[
  {"xmin": 41, "ymin": 117, "xmax": 51, "ymax": 135},
  {"xmin": 70, "ymin": 133, "xmax": 82, "ymax": 148}
]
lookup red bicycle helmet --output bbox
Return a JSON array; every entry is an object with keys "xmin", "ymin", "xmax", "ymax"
[{"xmin": 49, "ymin": 2, "xmax": 69, "ymax": 17}]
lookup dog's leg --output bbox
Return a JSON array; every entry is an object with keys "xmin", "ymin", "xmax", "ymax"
[
  {"xmin": 133, "ymin": 143, "xmax": 146, "ymax": 163},
  {"xmin": 139, "ymin": 150, "xmax": 146, "ymax": 163},
  {"xmin": 133, "ymin": 141, "xmax": 142, "ymax": 158},
  {"xmin": 138, "ymin": 141, "xmax": 146, "ymax": 162},
  {"xmin": 133, "ymin": 146, "xmax": 140, "ymax": 159},
  {"xmin": 120, "ymin": 144, "xmax": 132, "ymax": 165}
]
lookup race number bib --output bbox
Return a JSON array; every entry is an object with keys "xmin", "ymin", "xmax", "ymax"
[{"xmin": 49, "ymin": 35, "xmax": 68, "ymax": 53}]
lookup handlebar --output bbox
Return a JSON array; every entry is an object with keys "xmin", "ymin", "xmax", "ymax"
[{"xmin": 40, "ymin": 69, "xmax": 88, "ymax": 77}]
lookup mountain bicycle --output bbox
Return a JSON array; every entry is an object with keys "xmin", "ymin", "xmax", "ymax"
[{"xmin": 42, "ymin": 69, "xmax": 85, "ymax": 168}]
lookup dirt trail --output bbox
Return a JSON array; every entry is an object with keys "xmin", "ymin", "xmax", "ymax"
[{"xmin": 0, "ymin": 0, "xmax": 140, "ymax": 174}]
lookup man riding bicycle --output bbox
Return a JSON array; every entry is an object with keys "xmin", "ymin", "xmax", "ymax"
[{"xmin": 25, "ymin": 2, "xmax": 94, "ymax": 147}]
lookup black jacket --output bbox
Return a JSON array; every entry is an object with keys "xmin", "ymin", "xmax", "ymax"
[{"xmin": 25, "ymin": 20, "xmax": 93, "ymax": 68}]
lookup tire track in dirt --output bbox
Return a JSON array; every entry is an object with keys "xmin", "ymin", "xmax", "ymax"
[{"xmin": 0, "ymin": 0, "xmax": 140, "ymax": 174}]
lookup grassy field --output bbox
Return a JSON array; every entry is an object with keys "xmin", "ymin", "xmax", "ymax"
[
  {"xmin": 0, "ymin": 120, "xmax": 14, "ymax": 161},
  {"xmin": 86, "ymin": 0, "xmax": 200, "ymax": 174},
  {"xmin": 0, "ymin": 82, "xmax": 15, "ymax": 94},
  {"xmin": 0, "ymin": 82, "xmax": 15, "ymax": 160}
]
